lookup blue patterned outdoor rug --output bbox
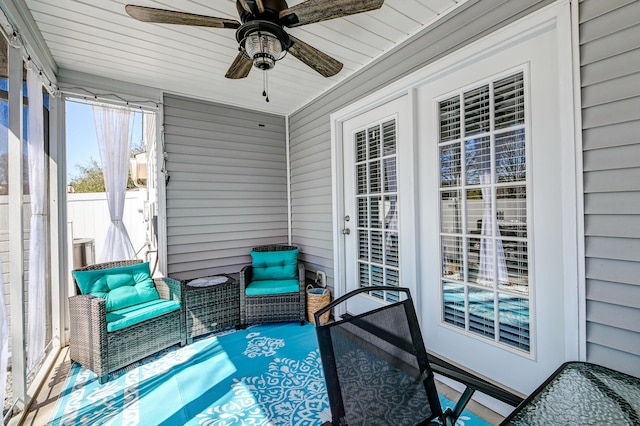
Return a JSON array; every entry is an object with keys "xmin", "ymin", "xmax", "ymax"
[{"xmin": 49, "ymin": 323, "xmax": 489, "ymax": 425}]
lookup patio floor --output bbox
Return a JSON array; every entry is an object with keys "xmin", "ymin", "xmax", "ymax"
[{"xmin": 22, "ymin": 346, "xmax": 506, "ymax": 425}]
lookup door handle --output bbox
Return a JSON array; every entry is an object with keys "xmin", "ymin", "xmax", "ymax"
[{"xmin": 342, "ymin": 228, "xmax": 351, "ymax": 235}]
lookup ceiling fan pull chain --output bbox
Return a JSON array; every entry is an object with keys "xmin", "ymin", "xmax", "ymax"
[{"xmin": 263, "ymin": 70, "xmax": 270, "ymax": 102}]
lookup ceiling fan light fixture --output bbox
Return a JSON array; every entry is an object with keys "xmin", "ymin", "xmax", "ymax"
[
  {"xmin": 236, "ymin": 20, "xmax": 291, "ymax": 72},
  {"xmin": 244, "ymin": 30, "xmax": 284, "ymax": 70}
]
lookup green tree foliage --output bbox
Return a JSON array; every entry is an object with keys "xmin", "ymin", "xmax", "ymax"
[
  {"xmin": 68, "ymin": 158, "xmax": 106, "ymax": 192},
  {"xmin": 68, "ymin": 142, "xmax": 146, "ymax": 193}
]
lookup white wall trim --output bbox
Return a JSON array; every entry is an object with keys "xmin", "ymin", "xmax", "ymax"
[
  {"xmin": 553, "ymin": 0, "xmax": 582, "ymax": 362},
  {"xmin": 330, "ymin": 114, "xmax": 346, "ymax": 312},
  {"xmin": 55, "ymin": 96, "xmax": 70, "ymax": 346},
  {"xmin": 48, "ymin": 91, "xmax": 64, "ymax": 350},
  {"xmin": 156, "ymin": 104, "xmax": 168, "ymax": 277},
  {"xmin": 285, "ymin": 115, "xmax": 292, "ymax": 246},
  {"xmin": 569, "ymin": 0, "xmax": 587, "ymax": 362}
]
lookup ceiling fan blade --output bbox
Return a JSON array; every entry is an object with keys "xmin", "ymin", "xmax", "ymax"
[
  {"xmin": 280, "ymin": 0, "xmax": 384, "ymax": 27},
  {"xmin": 225, "ymin": 53, "xmax": 253, "ymax": 79},
  {"xmin": 287, "ymin": 35, "xmax": 343, "ymax": 77},
  {"xmin": 238, "ymin": 0, "xmax": 251, "ymax": 13},
  {"xmin": 125, "ymin": 5, "xmax": 240, "ymax": 29}
]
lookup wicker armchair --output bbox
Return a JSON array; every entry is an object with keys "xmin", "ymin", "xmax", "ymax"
[
  {"xmin": 239, "ymin": 245, "xmax": 306, "ymax": 327},
  {"xmin": 69, "ymin": 260, "xmax": 185, "ymax": 384}
]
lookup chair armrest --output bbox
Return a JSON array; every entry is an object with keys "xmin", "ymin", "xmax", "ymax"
[
  {"xmin": 239, "ymin": 265, "xmax": 253, "ymax": 327},
  {"xmin": 428, "ymin": 354, "xmax": 524, "ymax": 407},
  {"xmin": 156, "ymin": 276, "xmax": 186, "ymax": 346},
  {"xmin": 69, "ymin": 294, "xmax": 107, "ymax": 328},
  {"xmin": 68, "ymin": 294, "xmax": 108, "ymax": 374},
  {"xmin": 240, "ymin": 265, "xmax": 252, "ymax": 291},
  {"xmin": 297, "ymin": 263, "xmax": 305, "ymax": 287},
  {"xmin": 154, "ymin": 276, "xmax": 182, "ymax": 302},
  {"xmin": 297, "ymin": 263, "xmax": 306, "ymax": 322}
]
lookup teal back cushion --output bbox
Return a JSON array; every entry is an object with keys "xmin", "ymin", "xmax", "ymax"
[
  {"xmin": 72, "ymin": 262, "xmax": 160, "ymax": 312},
  {"xmin": 251, "ymin": 249, "xmax": 299, "ymax": 281}
]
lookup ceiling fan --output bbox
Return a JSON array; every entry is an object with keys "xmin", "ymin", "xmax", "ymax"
[{"xmin": 125, "ymin": 0, "xmax": 384, "ymax": 80}]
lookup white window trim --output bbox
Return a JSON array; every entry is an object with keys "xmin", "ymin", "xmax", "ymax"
[{"xmin": 330, "ymin": 0, "xmax": 582, "ymax": 359}]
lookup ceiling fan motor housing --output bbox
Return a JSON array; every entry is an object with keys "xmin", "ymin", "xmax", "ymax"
[{"xmin": 236, "ymin": 0, "xmax": 289, "ymax": 23}]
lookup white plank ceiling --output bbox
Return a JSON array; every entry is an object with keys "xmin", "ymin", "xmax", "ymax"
[{"xmin": 22, "ymin": 0, "xmax": 463, "ymax": 114}]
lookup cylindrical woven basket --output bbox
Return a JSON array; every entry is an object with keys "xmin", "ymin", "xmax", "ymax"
[{"xmin": 307, "ymin": 287, "xmax": 331, "ymax": 325}]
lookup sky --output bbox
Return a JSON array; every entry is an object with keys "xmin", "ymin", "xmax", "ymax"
[{"xmin": 65, "ymin": 100, "xmax": 143, "ymax": 184}]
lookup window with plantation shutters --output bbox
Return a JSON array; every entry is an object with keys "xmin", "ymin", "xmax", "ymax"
[
  {"xmin": 438, "ymin": 71, "xmax": 530, "ymax": 352},
  {"xmin": 355, "ymin": 119, "xmax": 400, "ymax": 302}
]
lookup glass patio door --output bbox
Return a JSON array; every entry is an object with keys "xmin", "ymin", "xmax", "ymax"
[
  {"xmin": 341, "ymin": 95, "xmax": 416, "ymax": 315},
  {"xmin": 417, "ymin": 19, "xmax": 572, "ymax": 394}
]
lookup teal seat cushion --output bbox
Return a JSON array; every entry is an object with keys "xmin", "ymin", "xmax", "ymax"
[
  {"xmin": 105, "ymin": 299, "xmax": 181, "ymax": 332},
  {"xmin": 72, "ymin": 262, "xmax": 160, "ymax": 312},
  {"xmin": 245, "ymin": 279, "xmax": 300, "ymax": 296},
  {"xmin": 250, "ymin": 248, "xmax": 299, "ymax": 281}
]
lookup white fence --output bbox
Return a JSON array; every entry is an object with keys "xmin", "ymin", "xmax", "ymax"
[{"xmin": 67, "ymin": 190, "xmax": 149, "ymax": 264}]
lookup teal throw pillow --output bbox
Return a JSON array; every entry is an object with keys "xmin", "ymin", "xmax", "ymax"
[
  {"xmin": 72, "ymin": 262, "xmax": 160, "ymax": 312},
  {"xmin": 251, "ymin": 249, "xmax": 299, "ymax": 281}
]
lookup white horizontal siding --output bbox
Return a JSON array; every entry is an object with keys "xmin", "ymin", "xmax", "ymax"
[
  {"xmin": 580, "ymin": 0, "xmax": 640, "ymax": 377},
  {"xmin": 163, "ymin": 94, "xmax": 288, "ymax": 280}
]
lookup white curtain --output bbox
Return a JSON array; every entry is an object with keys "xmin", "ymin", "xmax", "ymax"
[
  {"xmin": 0, "ymin": 260, "xmax": 8, "ymax": 412},
  {"xmin": 144, "ymin": 112, "xmax": 156, "ymax": 151},
  {"xmin": 26, "ymin": 68, "xmax": 46, "ymax": 371},
  {"xmin": 477, "ymin": 173, "xmax": 508, "ymax": 286},
  {"xmin": 93, "ymin": 104, "xmax": 136, "ymax": 262}
]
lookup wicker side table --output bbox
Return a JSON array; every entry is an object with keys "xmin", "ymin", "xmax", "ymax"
[{"xmin": 182, "ymin": 273, "xmax": 239, "ymax": 344}]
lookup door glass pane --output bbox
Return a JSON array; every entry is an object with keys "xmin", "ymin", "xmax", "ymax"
[
  {"xmin": 439, "ymin": 96, "xmax": 460, "ymax": 142},
  {"xmin": 496, "ymin": 130, "xmax": 526, "ymax": 182},
  {"xmin": 498, "ymin": 293, "xmax": 530, "ymax": 351},
  {"xmin": 465, "ymin": 136, "xmax": 490, "ymax": 185},
  {"xmin": 439, "ymin": 144, "xmax": 461, "ymax": 187},
  {"xmin": 355, "ymin": 119, "xmax": 399, "ymax": 302},
  {"xmin": 469, "ymin": 288, "xmax": 495, "ymax": 339},
  {"xmin": 464, "ymin": 85, "xmax": 490, "ymax": 136},
  {"xmin": 441, "ymin": 235, "xmax": 463, "ymax": 280},
  {"xmin": 438, "ymin": 71, "xmax": 530, "ymax": 352},
  {"xmin": 443, "ymin": 282, "xmax": 465, "ymax": 328},
  {"xmin": 494, "ymin": 73, "xmax": 525, "ymax": 129}
]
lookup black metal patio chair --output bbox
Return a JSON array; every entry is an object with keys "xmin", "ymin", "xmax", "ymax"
[{"xmin": 314, "ymin": 286, "xmax": 522, "ymax": 426}]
